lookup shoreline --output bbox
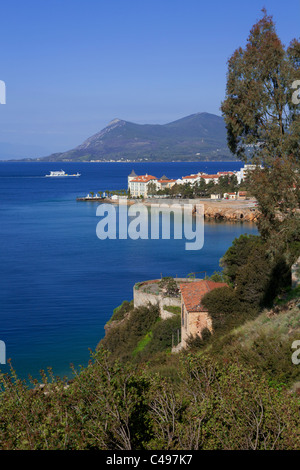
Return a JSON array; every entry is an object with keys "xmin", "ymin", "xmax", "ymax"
[{"xmin": 76, "ymin": 196, "xmax": 259, "ymax": 222}]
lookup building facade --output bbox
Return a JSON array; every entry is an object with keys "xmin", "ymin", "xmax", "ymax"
[{"xmin": 179, "ymin": 280, "xmax": 227, "ymax": 348}]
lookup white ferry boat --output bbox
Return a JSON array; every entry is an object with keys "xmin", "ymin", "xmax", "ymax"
[{"xmin": 45, "ymin": 170, "xmax": 81, "ymax": 177}]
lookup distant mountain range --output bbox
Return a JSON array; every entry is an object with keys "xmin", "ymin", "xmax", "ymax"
[{"xmin": 30, "ymin": 112, "xmax": 236, "ymax": 162}]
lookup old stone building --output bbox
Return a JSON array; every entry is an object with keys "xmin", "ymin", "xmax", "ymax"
[{"xmin": 179, "ymin": 280, "xmax": 227, "ymax": 348}]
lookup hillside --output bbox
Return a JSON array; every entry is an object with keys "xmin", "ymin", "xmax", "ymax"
[{"xmin": 39, "ymin": 112, "xmax": 235, "ymax": 162}]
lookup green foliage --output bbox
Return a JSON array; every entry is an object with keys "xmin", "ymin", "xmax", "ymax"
[
  {"xmin": 201, "ymin": 286, "xmax": 255, "ymax": 334},
  {"xmin": 158, "ymin": 277, "xmax": 179, "ymax": 297},
  {"xmin": 234, "ymin": 243, "xmax": 272, "ymax": 307},
  {"xmin": 147, "ymin": 182, "xmax": 157, "ymax": 196},
  {"xmin": 108, "ymin": 300, "xmax": 133, "ymax": 323},
  {"xmin": 99, "ymin": 304, "xmax": 160, "ymax": 363},
  {"xmin": 221, "ymin": 234, "xmax": 292, "ymax": 308},
  {"xmin": 163, "ymin": 305, "xmax": 181, "ymax": 315},
  {"xmin": 207, "ymin": 300, "xmax": 300, "ymax": 388},
  {"xmin": 132, "ymin": 331, "xmax": 153, "ymax": 357},
  {"xmin": 154, "ymin": 176, "xmax": 246, "ymax": 199},
  {"xmin": 138, "ymin": 316, "xmax": 181, "ymax": 360},
  {"xmin": 205, "ymin": 270, "xmax": 229, "ymax": 283},
  {"xmin": 275, "ymin": 285, "xmax": 300, "ymax": 305},
  {"xmin": 220, "ymin": 233, "xmax": 262, "ymax": 285},
  {"xmin": 147, "ymin": 357, "xmax": 300, "ymax": 450},
  {"xmin": 69, "ymin": 349, "xmax": 153, "ymax": 450},
  {"xmin": 185, "ymin": 327, "xmax": 212, "ymax": 351},
  {"xmin": 0, "ymin": 343, "xmax": 299, "ymax": 449},
  {"xmin": 221, "ymin": 9, "xmax": 300, "ymax": 249},
  {"xmin": 221, "ymin": 9, "xmax": 300, "ymax": 165}
]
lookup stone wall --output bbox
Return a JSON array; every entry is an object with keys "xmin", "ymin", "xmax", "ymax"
[
  {"xmin": 133, "ymin": 280, "xmax": 181, "ymax": 319},
  {"xmin": 181, "ymin": 304, "xmax": 212, "ymax": 348}
]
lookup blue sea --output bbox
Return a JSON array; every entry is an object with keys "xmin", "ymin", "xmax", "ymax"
[{"xmin": 0, "ymin": 161, "xmax": 258, "ymax": 381}]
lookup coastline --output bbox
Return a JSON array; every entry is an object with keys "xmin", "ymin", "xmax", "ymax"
[{"xmin": 76, "ymin": 196, "xmax": 259, "ymax": 222}]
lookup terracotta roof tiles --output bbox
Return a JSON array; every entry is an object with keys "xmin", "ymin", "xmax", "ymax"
[
  {"xmin": 180, "ymin": 280, "xmax": 227, "ymax": 312},
  {"xmin": 130, "ymin": 175, "xmax": 157, "ymax": 183}
]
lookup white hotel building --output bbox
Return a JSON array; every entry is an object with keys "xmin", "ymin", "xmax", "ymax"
[{"xmin": 127, "ymin": 164, "xmax": 261, "ymax": 198}]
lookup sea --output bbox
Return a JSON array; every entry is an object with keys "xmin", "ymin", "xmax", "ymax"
[{"xmin": 0, "ymin": 161, "xmax": 258, "ymax": 381}]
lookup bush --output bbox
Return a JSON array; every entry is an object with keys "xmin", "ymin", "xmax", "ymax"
[
  {"xmin": 205, "ymin": 270, "xmax": 229, "ymax": 283},
  {"xmin": 99, "ymin": 304, "xmax": 160, "ymax": 362},
  {"xmin": 220, "ymin": 234, "xmax": 262, "ymax": 284},
  {"xmin": 0, "ymin": 351, "xmax": 299, "ymax": 450},
  {"xmin": 234, "ymin": 244, "xmax": 272, "ymax": 307},
  {"xmin": 186, "ymin": 327, "xmax": 212, "ymax": 350},
  {"xmin": 147, "ymin": 356, "xmax": 300, "ymax": 450},
  {"xmin": 158, "ymin": 277, "xmax": 179, "ymax": 297},
  {"xmin": 138, "ymin": 315, "xmax": 181, "ymax": 359},
  {"xmin": 201, "ymin": 286, "xmax": 251, "ymax": 332},
  {"xmin": 109, "ymin": 300, "xmax": 133, "ymax": 323},
  {"xmin": 162, "ymin": 305, "xmax": 181, "ymax": 315}
]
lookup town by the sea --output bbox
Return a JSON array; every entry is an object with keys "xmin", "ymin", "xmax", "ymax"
[{"xmin": 0, "ymin": 161, "xmax": 258, "ymax": 381}]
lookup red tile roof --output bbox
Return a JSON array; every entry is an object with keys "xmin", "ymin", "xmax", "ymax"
[
  {"xmin": 200, "ymin": 174, "xmax": 219, "ymax": 179},
  {"xmin": 158, "ymin": 179, "xmax": 177, "ymax": 183},
  {"xmin": 130, "ymin": 175, "xmax": 157, "ymax": 183},
  {"xmin": 180, "ymin": 280, "xmax": 227, "ymax": 312}
]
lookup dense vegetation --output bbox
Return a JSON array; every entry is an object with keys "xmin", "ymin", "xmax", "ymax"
[
  {"xmin": 0, "ymin": 339, "xmax": 299, "ymax": 450},
  {"xmin": 221, "ymin": 8, "xmax": 300, "ymax": 254},
  {"xmin": 0, "ymin": 9, "xmax": 299, "ymax": 450}
]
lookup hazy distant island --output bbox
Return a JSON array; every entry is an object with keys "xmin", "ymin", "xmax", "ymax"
[{"xmin": 22, "ymin": 112, "xmax": 236, "ymax": 163}]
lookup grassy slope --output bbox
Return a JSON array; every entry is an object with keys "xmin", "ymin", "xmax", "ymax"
[{"xmin": 196, "ymin": 294, "xmax": 300, "ymax": 390}]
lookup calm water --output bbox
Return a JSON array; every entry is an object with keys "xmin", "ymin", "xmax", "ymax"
[{"xmin": 0, "ymin": 161, "xmax": 258, "ymax": 380}]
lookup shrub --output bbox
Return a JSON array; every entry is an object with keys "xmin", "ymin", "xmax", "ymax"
[
  {"xmin": 186, "ymin": 327, "xmax": 212, "ymax": 350},
  {"xmin": 109, "ymin": 300, "xmax": 133, "ymax": 323},
  {"xmin": 162, "ymin": 305, "xmax": 181, "ymax": 315},
  {"xmin": 137, "ymin": 315, "xmax": 181, "ymax": 360},
  {"xmin": 234, "ymin": 244, "xmax": 272, "ymax": 308},
  {"xmin": 220, "ymin": 234, "xmax": 262, "ymax": 284},
  {"xmin": 158, "ymin": 277, "xmax": 179, "ymax": 297},
  {"xmin": 147, "ymin": 356, "xmax": 300, "ymax": 450},
  {"xmin": 201, "ymin": 286, "xmax": 250, "ymax": 332},
  {"xmin": 99, "ymin": 304, "xmax": 160, "ymax": 362}
]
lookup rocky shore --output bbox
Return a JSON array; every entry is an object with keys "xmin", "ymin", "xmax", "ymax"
[
  {"xmin": 76, "ymin": 196, "xmax": 259, "ymax": 222},
  {"xmin": 199, "ymin": 200, "xmax": 259, "ymax": 222}
]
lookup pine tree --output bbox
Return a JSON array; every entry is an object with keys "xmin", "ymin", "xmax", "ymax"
[{"xmin": 221, "ymin": 9, "xmax": 300, "ymax": 258}]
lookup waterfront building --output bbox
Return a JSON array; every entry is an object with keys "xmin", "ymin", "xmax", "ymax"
[
  {"xmin": 127, "ymin": 165, "xmax": 262, "ymax": 198},
  {"xmin": 128, "ymin": 173, "xmax": 158, "ymax": 197},
  {"xmin": 182, "ymin": 174, "xmax": 201, "ymax": 185},
  {"xmin": 200, "ymin": 174, "xmax": 220, "ymax": 184},
  {"xmin": 157, "ymin": 177, "xmax": 177, "ymax": 190}
]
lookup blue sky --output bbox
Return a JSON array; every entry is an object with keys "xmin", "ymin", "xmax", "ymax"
[{"xmin": 0, "ymin": 0, "xmax": 299, "ymax": 158}]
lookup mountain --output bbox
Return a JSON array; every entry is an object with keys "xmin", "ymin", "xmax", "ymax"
[{"xmin": 39, "ymin": 112, "xmax": 235, "ymax": 162}]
